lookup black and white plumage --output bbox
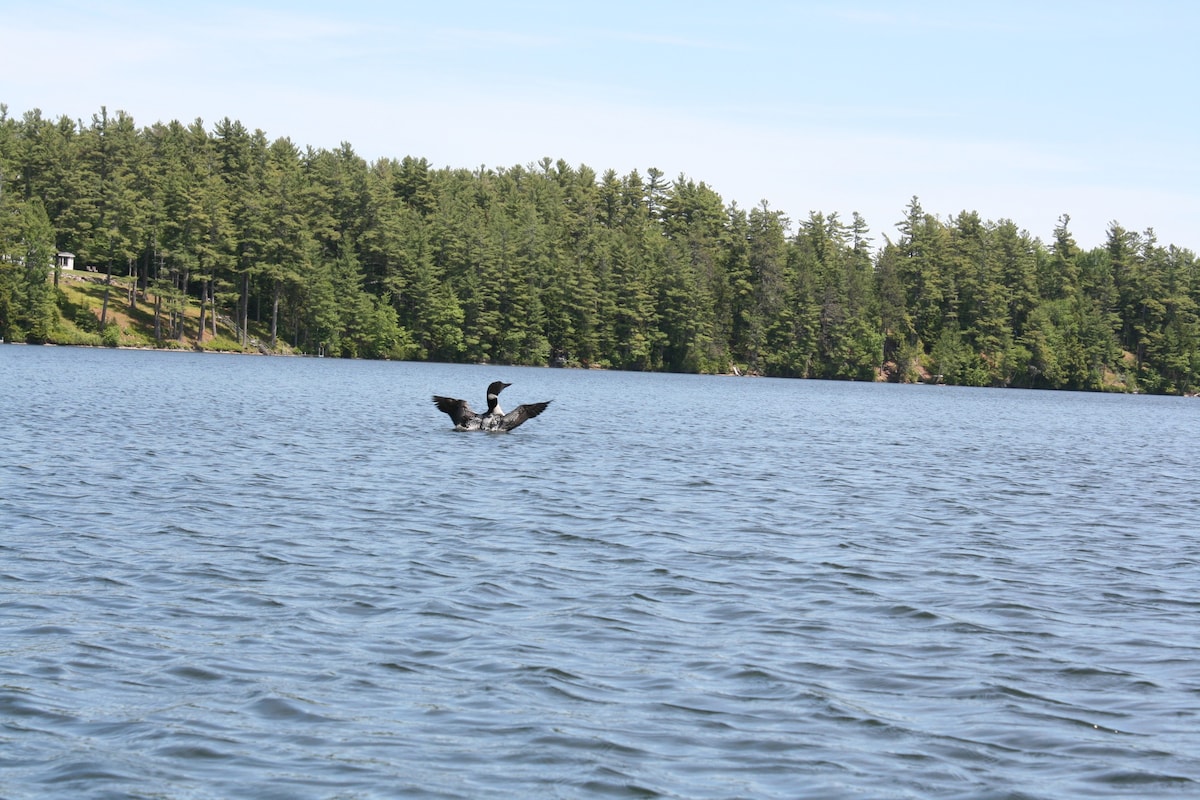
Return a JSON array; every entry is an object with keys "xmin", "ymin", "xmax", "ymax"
[{"xmin": 432, "ymin": 381, "xmax": 551, "ymax": 432}]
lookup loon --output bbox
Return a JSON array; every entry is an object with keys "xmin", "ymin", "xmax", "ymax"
[{"xmin": 432, "ymin": 381, "xmax": 551, "ymax": 432}]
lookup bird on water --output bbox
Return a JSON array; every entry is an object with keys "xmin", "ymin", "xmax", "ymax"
[{"xmin": 432, "ymin": 381, "xmax": 551, "ymax": 432}]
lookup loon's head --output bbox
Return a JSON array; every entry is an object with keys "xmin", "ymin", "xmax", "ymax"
[{"xmin": 486, "ymin": 381, "xmax": 511, "ymax": 413}]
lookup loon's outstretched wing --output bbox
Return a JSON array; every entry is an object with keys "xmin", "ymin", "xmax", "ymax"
[
  {"xmin": 433, "ymin": 395, "xmax": 479, "ymax": 428},
  {"xmin": 498, "ymin": 400, "xmax": 551, "ymax": 431}
]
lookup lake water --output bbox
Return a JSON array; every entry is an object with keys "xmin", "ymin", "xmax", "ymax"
[{"xmin": 2, "ymin": 345, "xmax": 1199, "ymax": 799}]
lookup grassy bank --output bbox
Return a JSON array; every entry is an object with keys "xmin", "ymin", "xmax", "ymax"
[{"xmin": 51, "ymin": 270, "xmax": 283, "ymax": 354}]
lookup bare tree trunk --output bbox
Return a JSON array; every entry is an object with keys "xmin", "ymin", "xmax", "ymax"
[
  {"xmin": 270, "ymin": 279, "xmax": 280, "ymax": 350},
  {"xmin": 240, "ymin": 271, "xmax": 249, "ymax": 348},
  {"xmin": 100, "ymin": 264, "xmax": 112, "ymax": 326},
  {"xmin": 178, "ymin": 266, "xmax": 189, "ymax": 341},
  {"xmin": 153, "ymin": 290, "xmax": 162, "ymax": 341},
  {"xmin": 197, "ymin": 278, "xmax": 207, "ymax": 344},
  {"xmin": 127, "ymin": 257, "xmax": 136, "ymax": 312}
]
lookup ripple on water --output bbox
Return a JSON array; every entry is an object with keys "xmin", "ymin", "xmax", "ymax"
[{"xmin": 2, "ymin": 351, "xmax": 1200, "ymax": 798}]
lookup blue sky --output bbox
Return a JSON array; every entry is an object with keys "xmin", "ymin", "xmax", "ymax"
[{"xmin": 4, "ymin": 1, "xmax": 1198, "ymax": 249}]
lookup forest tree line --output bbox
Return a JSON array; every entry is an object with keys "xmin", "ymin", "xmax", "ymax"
[{"xmin": 2, "ymin": 105, "xmax": 1198, "ymax": 394}]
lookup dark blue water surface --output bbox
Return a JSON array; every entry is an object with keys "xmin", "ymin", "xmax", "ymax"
[{"xmin": 2, "ymin": 344, "xmax": 1199, "ymax": 799}]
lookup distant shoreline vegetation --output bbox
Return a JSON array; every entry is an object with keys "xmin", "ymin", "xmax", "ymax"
[{"xmin": 2, "ymin": 105, "xmax": 1198, "ymax": 394}]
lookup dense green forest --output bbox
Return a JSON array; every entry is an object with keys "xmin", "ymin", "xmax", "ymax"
[{"xmin": 2, "ymin": 105, "xmax": 1198, "ymax": 394}]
